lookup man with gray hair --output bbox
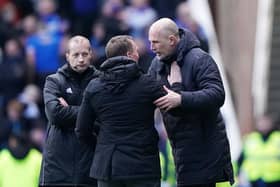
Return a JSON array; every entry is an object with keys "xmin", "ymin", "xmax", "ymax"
[{"xmin": 148, "ymin": 18, "xmax": 234, "ymax": 187}]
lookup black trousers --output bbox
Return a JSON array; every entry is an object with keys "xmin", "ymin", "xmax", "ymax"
[
  {"xmin": 97, "ymin": 179, "xmax": 160, "ymax": 187},
  {"xmin": 180, "ymin": 183, "xmax": 216, "ymax": 187}
]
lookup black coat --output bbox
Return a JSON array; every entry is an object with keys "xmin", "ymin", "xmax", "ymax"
[
  {"xmin": 76, "ymin": 57, "xmax": 165, "ymax": 181},
  {"xmin": 149, "ymin": 29, "xmax": 234, "ymax": 186},
  {"xmin": 39, "ymin": 64, "xmax": 98, "ymax": 186}
]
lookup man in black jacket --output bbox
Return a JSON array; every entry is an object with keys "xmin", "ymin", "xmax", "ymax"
[
  {"xmin": 75, "ymin": 35, "xmax": 165, "ymax": 187},
  {"xmin": 39, "ymin": 35, "xmax": 98, "ymax": 186},
  {"xmin": 148, "ymin": 18, "xmax": 234, "ymax": 187}
]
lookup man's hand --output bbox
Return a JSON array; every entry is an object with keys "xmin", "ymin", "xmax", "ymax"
[
  {"xmin": 168, "ymin": 61, "xmax": 182, "ymax": 85},
  {"xmin": 58, "ymin": 97, "xmax": 68, "ymax": 107},
  {"xmin": 154, "ymin": 86, "xmax": 182, "ymax": 112}
]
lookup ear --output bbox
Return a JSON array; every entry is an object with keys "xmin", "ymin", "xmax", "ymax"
[
  {"xmin": 169, "ymin": 35, "xmax": 177, "ymax": 46},
  {"xmin": 89, "ymin": 49, "xmax": 94, "ymax": 61},
  {"xmin": 65, "ymin": 52, "xmax": 69, "ymax": 62},
  {"xmin": 89, "ymin": 48, "xmax": 93, "ymax": 56},
  {"xmin": 126, "ymin": 51, "xmax": 132, "ymax": 58}
]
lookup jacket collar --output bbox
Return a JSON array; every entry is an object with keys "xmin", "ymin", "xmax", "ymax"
[
  {"xmin": 57, "ymin": 63, "xmax": 96, "ymax": 80},
  {"xmin": 99, "ymin": 56, "xmax": 142, "ymax": 94},
  {"xmin": 159, "ymin": 28, "xmax": 201, "ymax": 74}
]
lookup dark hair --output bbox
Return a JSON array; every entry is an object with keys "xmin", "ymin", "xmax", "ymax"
[{"xmin": 105, "ymin": 35, "xmax": 134, "ymax": 58}]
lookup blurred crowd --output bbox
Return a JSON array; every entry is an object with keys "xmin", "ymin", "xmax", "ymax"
[{"xmin": 0, "ymin": 0, "xmax": 208, "ymax": 153}]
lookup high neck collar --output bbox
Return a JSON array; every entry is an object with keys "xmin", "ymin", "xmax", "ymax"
[{"xmin": 99, "ymin": 56, "xmax": 142, "ymax": 94}]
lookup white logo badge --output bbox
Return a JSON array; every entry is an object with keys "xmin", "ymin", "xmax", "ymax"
[{"xmin": 66, "ymin": 87, "xmax": 73, "ymax": 94}]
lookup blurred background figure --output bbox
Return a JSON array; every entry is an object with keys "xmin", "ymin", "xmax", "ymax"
[
  {"xmin": 35, "ymin": 0, "xmax": 67, "ymax": 36},
  {"xmin": 25, "ymin": 0, "xmax": 66, "ymax": 89},
  {"xmin": 134, "ymin": 37, "xmax": 153, "ymax": 72},
  {"xmin": 90, "ymin": 0, "xmax": 131, "ymax": 68},
  {"xmin": 70, "ymin": 0, "xmax": 100, "ymax": 37},
  {"xmin": 99, "ymin": 0, "xmax": 131, "ymax": 41},
  {"xmin": 90, "ymin": 20, "xmax": 107, "ymax": 68},
  {"xmin": 25, "ymin": 23, "xmax": 62, "ymax": 89},
  {"xmin": 124, "ymin": 0, "xmax": 157, "ymax": 38},
  {"xmin": 18, "ymin": 84, "xmax": 46, "ymax": 151},
  {"xmin": 0, "ymin": 130, "xmax": 42, "ymax": 187},
  {"xmin": 0, "ymin": 39, "xmax": 27, "ymax": 116},
  {"xmin": 20, "ymin": 15, "xmax": 39, "ymax": 44},
  {"xmin": 0, "ymin": 1, "xmax": 19, "ymax": 47},
  {"xmin": 237, "ymin": 113, "xmax": 280, "ymax": 187},
  {"xmin": 0, "ymin": 96, "xmax": 44, "ymax": 151},
  {"xmin": 150, "ymin": 0, "xmax": 182, "ymax": 18},
  {"xmin": 175, "ymin": 1, "xmax": 209, "ymax": 52},
  {"xmin": 58, "ymin": 34, "xmax": 71, "ymax": 65},
  {"xmin": 0, "ymin": 99, "xmax": 28, "ymax": 150},
  {"xmin": 18, "ymin": 84, "xmax": 41, "ymax": 120}
]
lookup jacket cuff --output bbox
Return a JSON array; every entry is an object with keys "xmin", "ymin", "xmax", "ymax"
[{"xmin": 171, "ymin": 82, "xmax": 183, "ymax": 93}]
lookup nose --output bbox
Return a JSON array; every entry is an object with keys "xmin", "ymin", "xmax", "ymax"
[{"xmin": 78, "ymin": 54, "xmax": 84, "ymax": 62}]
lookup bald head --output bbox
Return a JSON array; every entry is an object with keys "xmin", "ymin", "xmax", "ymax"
[
  {"xmin": 149, "ymin": 18, "xmax": 179, "ymax": 38},
  {"xmin": 67, "ymin": 35, "xmax": 91, "ymax": 53},
  {"xmin": 148, "ymin": 18, "xmax": 180, "ymax": 60}
]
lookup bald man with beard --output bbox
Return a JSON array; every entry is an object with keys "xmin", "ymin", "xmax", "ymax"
[
  {"xmin": 39, "ymin": 36, "xmax": 98, "ymax": 187},
  {"xmin": 148, "ymin": 18, "xmax": 234, "ymax": 187}
]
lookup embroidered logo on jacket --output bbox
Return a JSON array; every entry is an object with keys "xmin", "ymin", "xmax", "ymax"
[{"xmin": 66, "ymin": 87, "xmax": 73, "ymax": 94}]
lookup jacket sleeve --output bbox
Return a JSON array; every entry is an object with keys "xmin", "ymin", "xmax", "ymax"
[
  {"xmin": 43, "ymin": 75, "xmax": 79, "ymax": 128},
  {"xmin": 151, "ymin": 78, "xmax": 166, "ymax": 102},
  {"xmin": 75, "ymin": 87, "xmax": 96, "ymax": 144},
  {"xmin": 180, "ymin": 55, "xmax": 225, "ymax": 111}
]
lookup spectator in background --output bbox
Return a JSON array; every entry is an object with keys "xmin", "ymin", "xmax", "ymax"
[
  {"xmin": 17, "ymin": 84, "xmax": 46, "ymax": 150},
  {"xmin": 29, "ymin": 122, "xmax": 46, "ymax": 152},
  {"xmin": 0, "ymin": 39, "xmax": 27, "ymax": 114},
  {"xmin": 0, "ymin": 130, "xmax": 42, "ymax": 187},
  {"xmin": 75, "ymin": 35, "xmax": 165, "ymax": 187},
  {"xmin": 150, "ymin": 0, "xmax": 183, "ymax": 19},
  {"xmin": 0, "ymin": 2, "xmax": 19, "ymax": 47},
  {"xmin": 25, "ymin": 0, "xmax": 66, "ymax": 88},
  {"xmin": 58, "ymin": 34, "xmax": 71, "ymax": 66},
  {"xmin": 89, "ymin": 0, "xmax": 132, "ymax": 68},
  {"xmin": 148, "ymin": 18, "xmax": 234, "ymax": 187},
  {"xmin": 175, "ymin": 1, "xmax": 209, "ymax": 52},
  {"xmin": 124, "ymin": 0, "xmax": 157, "ymax": 38},
  {"xmin": 237, "ymin": 113, "xmax": 280, "ymax": 187},
  {"xmin": 25, "ymin": 24, "xmax": 62, "ymax": 89},
  {"xmin": 70, "ymin": 0, "xmax": 100, "ymax": 37},
  {"xmin": 90, "ymin": 20, "xmax": 107, "ymax": 68},
  {"xmin": 20, "ymin": 15, "xmax": 38, "ymax": 44},
  {"xmin": 35, "ymin": 0, "xmax": 67, "ymax": 36},
  {"xmin": 134, "ymin": 37, "xmax": 153, "ymax": 73},
  {"xmin": 39, "ymin": 35, "xmax": 98, "ymax": 187},
  {"xmin": 0, "ymin": 99, "xmax": 29, "ymax": 150},
  {"xmin": 98, "ymin": 0, "xmax": 131, "ymax": 42},
  {"xmin": 12, "ymin": 0, "xmax": 34, "ymax": 18},
  {"xmin": 18, "ymin": 84, "xmax": 41, "ymax": 120}
]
